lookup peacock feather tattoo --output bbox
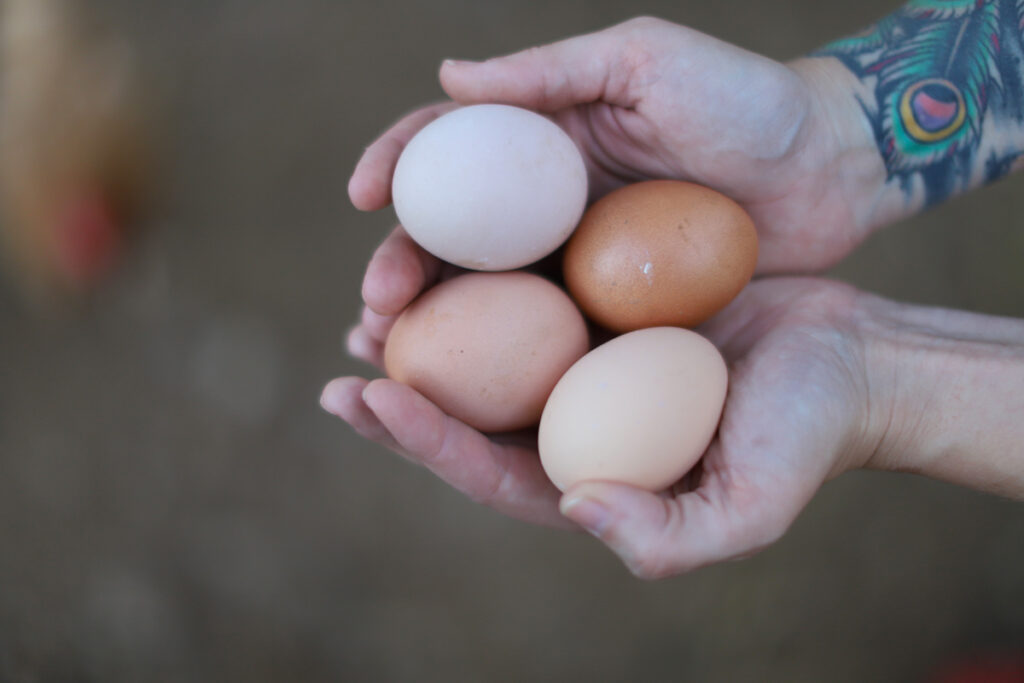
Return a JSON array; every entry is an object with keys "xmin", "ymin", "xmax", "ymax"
[{"xmin": 817, "ymin": 0, "xmax": 1024, "ymax": 205}]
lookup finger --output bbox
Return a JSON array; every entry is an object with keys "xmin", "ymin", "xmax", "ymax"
[
  {"xmin": 349, "ymin": 102, "xmax": 460, "ymax": 211},
  {"xmin": 346, "ymin": 324, "xmax": 384, "ymax": 369},
  {"xmin": 320, "ymin": 377, "xmax": 402, "ymax": 453},
  {"xmin": 362, "ymin": 225, "xmax": 443, "ymax": 316},
  {"xmin": 361, "ymin": 306, "xmax": 397, "ymax": 345},
  {"xmin": 362, "ymin": 378, "xmax": 572, "ymax": 529},
  {"xmin": 560, "ymin": 445, "xmax": 811, "ymax": 579},
  {"xmin": 440, "ymin": 21, "xmax": 650, "ymax": 111}
]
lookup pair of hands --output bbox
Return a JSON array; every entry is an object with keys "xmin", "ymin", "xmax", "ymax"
[{"xmin": 323, "ymin": 17, "xmax": 904, "ymax": 578}]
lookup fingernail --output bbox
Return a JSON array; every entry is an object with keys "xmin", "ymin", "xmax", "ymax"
[
  {"xmin": 442, "ymin": 59, "xmax": 478, "ymax": 68},
  {"xmin": 361, "ymin": 382, "xmax": 377, "ymax": 407},
  {"xmin": 319, "ymin": 384, "xmax": 342, "ymax": 415},
  {"xmin": 346, "ymin": 325, "xmax": 372, "ymax": 360},
  {"xmin": 561, "ymin": 496, "xmax": 610, "ymax": 537}
]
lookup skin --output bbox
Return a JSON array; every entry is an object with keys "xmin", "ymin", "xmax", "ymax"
[
  {"xmin": 350, "ymin": 18, "xmax": 897, "ymax": 277},
  {"xmin": 325, "ymin": 16, "xmax": 1024, "ymax": 579},
  {"xmin": 815, "ymin": 0, "xmax": 1024, "ymax": 206}
]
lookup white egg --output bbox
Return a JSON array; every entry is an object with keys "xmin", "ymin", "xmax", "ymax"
[{"xmin": 392, "ymin": 104, "xmax": 588, "ymax": 271}]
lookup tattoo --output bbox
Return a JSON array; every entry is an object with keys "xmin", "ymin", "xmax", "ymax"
[{"xmin": 815, "ymin": 0, "xmax": 1024, "ymax": 206}]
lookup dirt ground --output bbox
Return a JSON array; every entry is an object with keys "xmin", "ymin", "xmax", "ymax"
[{"xmin": 1, "ymin": 1, "xmax": 1023, "ymax": 681}]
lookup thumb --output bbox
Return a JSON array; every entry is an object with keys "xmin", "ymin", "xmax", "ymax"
[
  {"xmin": 439, "ymin": 23, "xmax": 645, "ymax": 111},
  {"xmin": 560, "ymin": 465, "xmax": 809, "ymax": 579}
]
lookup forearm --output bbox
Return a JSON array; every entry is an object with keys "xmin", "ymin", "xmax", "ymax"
[
  {"xmin": 809, "ymin": 0, "xmax": 1024, "ymax": 225},
  {"xmin": 859, "ymin": 295, "xmax": 1024, "ymax": 499}
]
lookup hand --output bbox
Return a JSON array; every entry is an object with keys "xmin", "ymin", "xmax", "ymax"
[
  {"xmin": 323, "ymin": 278, "xmax": 887, "ymax": 578},
  {"xmin": 349, "ymin": 15, "xmax": 889, "ymax": 294}
]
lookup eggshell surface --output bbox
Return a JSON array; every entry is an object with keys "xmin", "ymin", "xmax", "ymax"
[
  {"xmin": 384, "ymin": 271, "xmax": 589, "ymax": 433},
  {"xmin": 563, "ymin": 180, "xmax": 758, "ymax": 332},
  {"xmin": 538, "ymin": 327, "xmax": 727, "ymax": 492},
  {"xmin": 392, "ymin": 104, "xmax": 588, "ymax": 271}
]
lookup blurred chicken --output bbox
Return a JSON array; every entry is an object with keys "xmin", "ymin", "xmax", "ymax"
[{"xmin": 0, "ymin": 0, "xmax": 150, "ymax": 305}]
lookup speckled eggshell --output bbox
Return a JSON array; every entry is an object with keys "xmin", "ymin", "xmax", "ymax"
[
  {"xmin": 538, "ymin": 327, "xmax": 727, "ymax": 492},
  {"xmin": 392, "ymin": 104, "xmax": 588, "ymax": 271},
  {"xmin": 384, "ymin": 271, "xmax": 589, "ymax": 433},
  {"xmin": 563, "ymin": 180, "xmax": 758, "ymax": 332}
]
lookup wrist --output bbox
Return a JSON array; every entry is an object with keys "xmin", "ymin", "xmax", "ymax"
[
  {"xmin": 786, "ymin": 56, "xmax": 906, "ymax": 239},
  {"xmin": 855, "ymin": 295, "xmax": 1024, "ymax": 498}
]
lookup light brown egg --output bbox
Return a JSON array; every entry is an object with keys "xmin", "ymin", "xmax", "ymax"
[
  {"xmin": 384, "ymin": 271, "xmax": 589, "ymax": 433},
  {"xmin": 563, "ymin": 180, "xmax": 758, "ymax": 332},
  {"xmin": 539, "ymin": 327, "xmax": 727, "ymax": 492}
]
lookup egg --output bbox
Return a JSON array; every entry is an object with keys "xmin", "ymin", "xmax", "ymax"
[
  {"xmin": 538, "ymin": 327, "xmax": 727, "ymax": 492},
  {"xmin": 392, "ymin": 104, "xmax": 588, "ymax": 271},
  {"xmin": 384, "ymin": 271, "xmax": 589, "ymax": 433},
  {"xmin": 563, "ymin": 180, "xmax": 758, "ymax": 332}
]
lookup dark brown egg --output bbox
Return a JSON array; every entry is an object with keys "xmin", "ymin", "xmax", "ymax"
[{"xmin": 563, "ymin": 180, "xmax": 758, "ymax": 332}]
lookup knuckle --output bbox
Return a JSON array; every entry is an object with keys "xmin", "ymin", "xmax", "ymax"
[
  {"xmin": 524, "ymin": 45, "xmax": 546, "ymax": 60},
  {"xmin": 467, "ymin": 459, "xmax": 510, "ymax": 508},
  {"xmin": 468, "ymin": 481, "xmax": 502, "ymax": 507},
  {"xmin": 621, "ymin": 499, "xmax": 692, "ymax": 580},
  {"xmin": 621, "ymin": 15, "xmax": 666, "ymax": 32},
  {"xmin": 607, "ymin": 22, "xmax": 662, "ymax": 96},
  {"xmin": 625, "ymin": 550, "xmax": 681, "ymax": 581}
]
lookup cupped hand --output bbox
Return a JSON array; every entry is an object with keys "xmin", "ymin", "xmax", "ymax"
[
  {"xmin": 323, "ymin": 277, "xmax": 887, "ymax": 579},
  {"xmin": 350, "ymin": 16, "xmax": 886, "ymax": 307}
]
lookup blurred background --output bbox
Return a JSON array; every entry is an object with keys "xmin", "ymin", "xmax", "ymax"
[{"xmin": 0, "ymin": 1, "xmax": 1022, "ymax": 681}]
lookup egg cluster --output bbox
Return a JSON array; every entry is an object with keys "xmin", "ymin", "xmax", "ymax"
[{"xmin": 383, "ymin": 104, "xmax": 757, "ymax": 492}]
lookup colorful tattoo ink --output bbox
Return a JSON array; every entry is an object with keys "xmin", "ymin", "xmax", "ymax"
[{"xmin": 816, "ymin": 0, "xmax": 1024, "ymax": 205}]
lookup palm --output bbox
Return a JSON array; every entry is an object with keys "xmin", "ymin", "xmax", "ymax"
[
  {"xmin": 351, "ymin": 18, "xmax": 874, "ymax": 277},
  {"xmin": 335, "ymin": 17, "xmax": 885, "ymax": 577},
  {"xmin": 680, "ymin": 279, "xmax": 871, "ymax": 561},
  {"xmin": 327, "ymin": 278, "xmax": 874, "ymax": 576},
  {"xmin": 552, "ymin": 98, "xmax": 854, "ymax": 272},
  {"xmin": 546, "ymin": 51, "xmax": 860, "ymax": 272}
]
